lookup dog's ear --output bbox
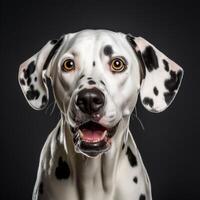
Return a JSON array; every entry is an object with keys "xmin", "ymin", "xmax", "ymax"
[
  {"xmin": 126, "ymin": 34, "xmax": 184, "ymax": 113},
  {"xmin": 18, "ymin": 36, "xmax": 64, "ymax": 110}
]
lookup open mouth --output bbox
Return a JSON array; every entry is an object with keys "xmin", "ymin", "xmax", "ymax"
[
  {"xmin": 72, "ymin": 121, "xmax": 118, "ymax": 157},
  {"xmin": 79, "ymin": 121, "xmax": 107, "ymax": 143}
]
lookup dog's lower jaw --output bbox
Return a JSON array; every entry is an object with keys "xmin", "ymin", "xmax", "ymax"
[{"xmin": 62, "ymin": 117, "xmax": 128, "ymax": 199}]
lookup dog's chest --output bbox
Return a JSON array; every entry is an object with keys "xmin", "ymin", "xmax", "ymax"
[
  {"xmin": 39, "ymin": 144, "xmax": 150, "ymax": 200},
  {"xmin": 41, "ymin": 163, "xmax": 145, "ymax": 200}
]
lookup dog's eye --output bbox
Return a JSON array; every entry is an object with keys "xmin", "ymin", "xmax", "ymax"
[
  {"xmin": 62, "ymin": 59, "xmax": 75, "ymax": 72},
  {"xmin": 110, "ymin": 58, "xmax": 127, "ymax": 72}
]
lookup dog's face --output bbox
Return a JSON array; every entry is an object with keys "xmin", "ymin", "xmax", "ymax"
[
  {"xmin": 18, "ymin": 30, "xmax": 183, "ymax": 157},
  {"xmin": 51, "ymin": 30, "xmax": 141, "ymax": 157}
]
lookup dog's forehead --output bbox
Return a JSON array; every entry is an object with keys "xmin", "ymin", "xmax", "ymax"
[{"xmin": 65, "ymin": 30, "xmax": 127, "ymax": 53}]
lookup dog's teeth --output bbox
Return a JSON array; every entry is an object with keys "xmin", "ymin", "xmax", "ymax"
[
  {"xmin": 101, "ymin": 130, "xmax": 107, "ymax": 140},
  {"xmin": 79, "ymin": 129, "xmax": 108, "ymax": 143},
  {"xmin": 78, "ymin": 130, "xmax": 83, "ymax": 138}
]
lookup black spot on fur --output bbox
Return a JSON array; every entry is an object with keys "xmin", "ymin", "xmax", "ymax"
[
  {"xmin": 126, "ymin": 147, "xmax": 137, "ymax": 167},
  {"xmin": 143, "ymin": 97, "xmax": 154, "ymax": 108},
  {"xmin": 88, "ymin": 80, "xmax": 96, "ymax": 85},
  {"xmin": 41, "ymin": 95, "xmax": 47, "ymax": 107},
  {"xmin": 50, "ymin": 39, "xmax": 58, "ymax": 44},
  {"xmin": 133, "ymin": 176, "xmax": 138, "ymax": 183},
  {"xmin": 23, "ymin": 61, "xmax": 36, "ymax": 79},
  {"xmin": 126, "ymin": 34, "xmax": 146, "ymax": 81},
  {"xmin": 139, "ymin": 194, "xmax": 146, "ymax": 200},
  {"xmin": 165, "ymin": 70, "xmax": 182, "ymax": 91},
  {"xmin": 39, "ymin": 182, "xmax": 43, "ymax": 194},
  {"xmin": 137, "ymin": 49, "xmax": 146, "ymax": 80},
  {"xmin": 164, "ymin": 92, "xmax": 175, "ymax": 104},
  {"xmin": 27, "ymin": 77, "xmax": 32, "ymax": 86},
  {"xmin": 126, "ymin": 34, "xmax": 136, "ymax": 47},
  {"xmin": 164, "ymin": 70, "xmax": 183, "ymax": 105},
  {"xmin": 122, "ymin": 143, "xmax": 125, "ymax": 150},
  {"xmin": 43, "ymin": 36, "xmax": 64, "ymax": 70},
  {"xmin": 55, "ymin": 157, "xmax": 70, "ymax": 180},
  {"xmin": 87, "ymin": 77, "xmax": 92, "ymax": 80},
  {"xmin": 79, "ymin": 84, "xmax": 83, "ymax": 89},
  {"xmin": 100, "ymin": 80, "xmax": 105, "ymax": 85},
  {"xmin": 26, "ymin": 85, "xmax": 40, "ymax": 100},
  {"xmin": 153, "ymin": 87, "xmax": 159, "ymax": 96},
  {"xmin": 56, "ymin": 126, "xmax": 61, "ymax": 140},
  {"xmin": 163, "ymin": 59, "xmax": 169, "ymax": 72},
  {"xmin": 93, "ymin": 61, "xmax": 95, "ymax": 67},
  {"xmin": 104, "ymin": 45, "xmax": 113, "ymax": 56},
  {"xmin": 142, "ymin": 46, "xmax": 159, "ymax": 72},
  {"xmin": 34, "ymin": 77, "xmax": 37, "ymax": 82},
  {"xmin": 20, "ymin": 78, "xmax": 25, "ymax": 85},
  {"xmin": 80, "ymin": 75, "xmax": 85, "ymax": 80}
]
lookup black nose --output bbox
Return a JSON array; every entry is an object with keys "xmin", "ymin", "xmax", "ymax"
[{"xmin": 76, "ymin": 88, "xmax": 105, "ymax": 114}]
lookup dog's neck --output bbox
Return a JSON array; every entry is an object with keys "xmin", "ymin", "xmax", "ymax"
[{"xmin": 61, "ymin": 117, "xmax": 129, "ymax": 199}]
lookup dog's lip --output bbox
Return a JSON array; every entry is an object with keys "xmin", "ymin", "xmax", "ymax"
[{"xmin": 79, "ymin": 139, "xmax": 110, "ymax": 157}]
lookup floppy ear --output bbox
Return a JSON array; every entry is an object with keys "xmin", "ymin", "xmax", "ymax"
[
  {"xmin": 126, "ymin": 34, "xmax": 184, "ymax": 113},
  {"xmin": 18, "ymin": 36, "xmax": 64, "ymax": 110}
]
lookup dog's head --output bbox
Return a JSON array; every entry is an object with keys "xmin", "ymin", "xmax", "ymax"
[{"xmin": 18, "ymin": 30, "xmax": 183, "ymax": 157}]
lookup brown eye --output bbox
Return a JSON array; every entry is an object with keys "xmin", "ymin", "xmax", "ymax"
[
  {"xmin": 62, "ymin": 59, "xmax": 75, "ymax": 72},
  {"xmin": 110, "ymin": 58, "xmax": 127, "ymax": 72}
]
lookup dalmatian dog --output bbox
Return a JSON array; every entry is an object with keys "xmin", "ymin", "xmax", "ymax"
[{"xmin": 18, "ymin": 29, "xmax": 183, "ymax": 200}]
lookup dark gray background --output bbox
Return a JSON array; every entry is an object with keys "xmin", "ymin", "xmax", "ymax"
[{"xmin": 1, "ymin": 0, "xmax": 199, "ymax": 199}]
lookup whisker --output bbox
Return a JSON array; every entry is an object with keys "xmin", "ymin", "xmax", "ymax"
[
  {"xmin": 131, "ymin": 106, "xmax": 145, "ymax": 131},
  {"xmin": 44, "ymin": 101, "xmax": 55, "ymax": 115},
  {"xmin": 49, "ymin": 101, "xmax": 56, "ymax": 116}
]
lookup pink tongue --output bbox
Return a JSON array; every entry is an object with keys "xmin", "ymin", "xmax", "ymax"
[{"xmin": 82, "ymin": 129, "xmax": 104, "ymax": 141}]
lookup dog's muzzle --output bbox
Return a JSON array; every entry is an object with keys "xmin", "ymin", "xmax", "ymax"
[{"xmin": 70, "ymin": 88, "xmax": 119, "ymax": 157}]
